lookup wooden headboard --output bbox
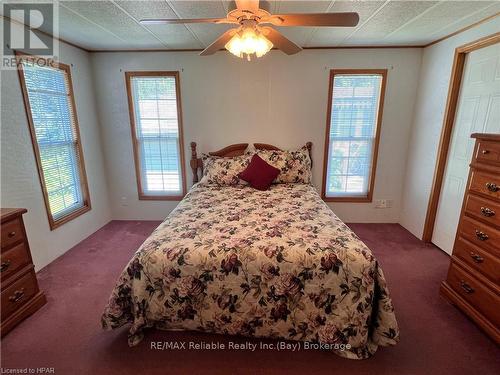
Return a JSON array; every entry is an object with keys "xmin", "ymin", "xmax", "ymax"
[{"xmin": 190, "ymin": 142, "xmax": 313, "ymax": 184}]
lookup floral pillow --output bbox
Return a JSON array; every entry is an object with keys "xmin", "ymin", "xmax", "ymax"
[
  {"xmin": 200, "ymin": 154, "xmax": 252, "ymax": 186},
  {"xmin": 256, "ymin": 146, "xmax": 312, "ymax": 184}
]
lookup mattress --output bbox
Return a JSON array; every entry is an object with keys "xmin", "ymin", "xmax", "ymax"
[{"xmin": 102, "ymin": 182, "xmax": 399, "ymax": 359}]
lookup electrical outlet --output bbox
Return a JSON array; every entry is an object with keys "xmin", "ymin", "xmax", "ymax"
[
  {"xmin": 121, "ymin": 196, "xmax": 128, "ymax": 207},
  {"xmin": 375, "ymin": 199, "xmax": 387, "ymax": 208}
]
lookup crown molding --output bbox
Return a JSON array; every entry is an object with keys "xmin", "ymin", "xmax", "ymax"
[
  {"xmin": 2, "ymin": 15, "xmax": 90, "ymax": 53},
  {"xmin": 423, "ymin": 11, "xmax": 500, "ymax": 48},
  {"xmin": 89, "ymin": 45, "xmax": 424, "ymax": 53}
]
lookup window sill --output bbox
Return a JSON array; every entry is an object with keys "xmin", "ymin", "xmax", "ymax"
[
  {"xmin": 138, "ymin": 193, "xmax": 185, "ymax": 201},
  {"xmin": 322, "ymin": 195, "xmax": 373, "ymax": 203},
  {"xmin": 49, "ymin": 204, "xmax": 91, "ymax": 231}
]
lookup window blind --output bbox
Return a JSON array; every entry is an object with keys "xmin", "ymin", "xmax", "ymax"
[
  {"xmin": 21, "ymin": 60, "xmax": 87, "ymax": 221},
  {"xmin": 130, "ymin": 75, "xmax": 183, "ymax": 195},
  {"xmin": 325, "ymin": 74, "xmax": 383, "ymax": 198}
]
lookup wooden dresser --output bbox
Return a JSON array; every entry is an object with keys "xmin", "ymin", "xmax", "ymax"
[
  {"xmin": 440, "ymin": 133, "xmax": 500, "ymax": 343},
  {"xmin": 1, "ymin": 208, "xmax": 46, "ymax": 336}
]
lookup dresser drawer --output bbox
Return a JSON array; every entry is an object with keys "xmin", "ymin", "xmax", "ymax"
[
  {"xmin": 459, "ymin": 216, "xmax": 500, "ymax": 254},
  {"xmin": 469, "ymin": 170, "xmax": 500, "ymax": 201},
  {"xmin": 1, "ymin": 218, "xmax": 25, "ymax": 251},
  {"xmin": 0, "ymin": 242, "xmax": 31, "ymax": 283},
  {"xmin": 454, "ymin": 237, "xmax": 500, "ymax": 285},
  {"xmin": 464, "ymin": 194, "xmax": 500, "ymax": 228},
  {"xmin": 1, "ymin": 270, "xmax": 39, "ymax": 321},
  {"xmin": 476, "ymin": 140, "xmax": 500, "ymax": 165},
  {"xmin": 447, "ymin": 262, "xmax": 500, "ymax": 327}
]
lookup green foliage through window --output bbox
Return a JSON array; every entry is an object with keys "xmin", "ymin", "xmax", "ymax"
[
  {"xmin": 130, "ymin": 75, "xmax": 183, "ymax": 194},
  {"xmin": 22, "ymin": 61, "xmax": 85, "ymax": 219},
  {"xmin": 326, "ymin": 74, "xmax": 383, "ymax": 198}
]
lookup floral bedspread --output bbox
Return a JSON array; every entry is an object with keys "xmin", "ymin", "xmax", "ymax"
[{"xmin": 102, "ymin": 183, "xmax": 399, "ymax": 359}]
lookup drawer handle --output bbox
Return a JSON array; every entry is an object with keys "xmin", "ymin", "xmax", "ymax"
[
  {"xmin": 470, "ymin": 252, "xmax": 484, "ymax": 263},
  {"xmin": 480, "ymin": 207, "xmax": 495, "ymax": 217},
  {"xmin": 0, "ymin": 260, "xmax": 11, "ymax": 272},
  {"xmin": 8, "ymin": 288, "xmax": 25, "ymax": 303},
  {"xmin": 460, "ymin": 281, "xmax": 475, "ymax": 294},
  {"xmin": 475, "ymin": 230, "xmax": 489, "ymax": 241},
  {"xmin": 481, "ymin": 149, "xmax": 490, "ymax": 155},
  {"xmin": 7, "ymin": 231, "xmax": 16, "ymax": 238},
  {"xmin": 485, "ymin": 182, "xmax": 499, "ymax": 192}
]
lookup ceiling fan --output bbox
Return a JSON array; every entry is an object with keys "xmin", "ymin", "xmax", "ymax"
[{"xmin": 140, "ymin": 0, "xmax": 359, "ymax": 60}]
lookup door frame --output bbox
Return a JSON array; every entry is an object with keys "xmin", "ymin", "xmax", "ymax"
[{"xmin": 422, "ymin": 32, "xmax": 500, "ymax": 243}]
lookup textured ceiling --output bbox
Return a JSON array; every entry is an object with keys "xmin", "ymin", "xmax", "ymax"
[{"xmin": 3, "ymin": 0, "xmax": 500, "ymax": 50}]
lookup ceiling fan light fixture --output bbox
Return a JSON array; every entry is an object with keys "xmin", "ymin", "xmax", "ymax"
[
  {"xmin": 225, "ymin": 28, "xmax": 273, "ymax": 60},
  {"xmin": 145, "ymin": 2, "xmax": 360, "ymax": 58}
]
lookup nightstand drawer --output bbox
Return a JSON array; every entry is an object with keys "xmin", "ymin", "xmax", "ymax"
[
  {"xmin": 464, "ymin": 194, "xmax": 500, "ymax": 228},
  {"xmin": 469, "ymin": 170, "xmax": 500, "ymax": 201},
  {"xmin": 454, "ymin": 237, "xmax": 500, "ymax": 285},
  {"xmin": 0, "ymin": 242, "xmax": 31, "ymax": 283},
  {"xmin": 459, "ymin": 216, "xmax": 500, "ymax": 254},
  {"xmin": 1, "ymin": 218, "xmax": 25, "ymax": 251},
  {"xmin": 447, "ymin": 262, "xmax": 500, "ymax": 327},
  {"xmin": 1, "ymin": 270, "xmax": 39, "ymax": 321},
  {"xmin": 0, "ymin": 208, "xmax": 45, "ymax": 337}
]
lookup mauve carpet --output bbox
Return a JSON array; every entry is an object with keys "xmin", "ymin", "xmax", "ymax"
[{"xmin": 1, "ymin": 221, "xmax": 499, "ymax": 375}]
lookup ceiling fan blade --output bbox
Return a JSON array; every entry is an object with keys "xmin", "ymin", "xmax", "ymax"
[
  {"xmin": 262, "ymin": 27, "xmax": 301, "ymax": 55},
  {"xmin": 140, "ymin": 18, "xmax": 228, "ymax": 25},
  {"xmin": 200, "ymin": 29, "xmax": 236, "ymax": 56},
  {"xmin": 235, "ymin": 0, "xmax": 260, "ymax": 13},
  {"xmin": 265, "ymin": 12, "xmax": 359, "ymax": 27}
]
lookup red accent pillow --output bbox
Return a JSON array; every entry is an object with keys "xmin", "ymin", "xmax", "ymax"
[{"xmin": 239, "ymin": 154, "xmax": 280, "ymax": 191}]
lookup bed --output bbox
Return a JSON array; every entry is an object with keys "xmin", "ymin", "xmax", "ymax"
[{"xmin": 101, "ymin": 142, "xmax": 399, "ymax": 360}]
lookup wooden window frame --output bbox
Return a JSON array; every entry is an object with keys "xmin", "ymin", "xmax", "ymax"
[
  {"xmin": 16, "ymin": 52, "xmax": 91, "ymax": 230},
  {"xmin": 321, "ymin": 69, "xmax": 387, "ymax": 203},
  {"xmin": 125, "ymin": 71, "xmax": 187, "ymax": 201}
]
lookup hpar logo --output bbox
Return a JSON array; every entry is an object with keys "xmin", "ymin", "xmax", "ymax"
[{"xmin": 2, "ymin": 1, "xmax": 59, "ymax": 69}]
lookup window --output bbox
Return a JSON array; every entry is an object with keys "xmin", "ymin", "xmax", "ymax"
[
  {"xmin": 17, "ymin": 54, "xmax": 91, "ymax": 229},
  {"xmin": 125, "ymin": 72, "xmax": 186, "ymax": 200},
  {"xmin": 322, "ymin": 69, "xmax": 387, "ymax": 202}
]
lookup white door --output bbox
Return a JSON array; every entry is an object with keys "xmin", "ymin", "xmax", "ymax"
[{"xmin": 433, "ymin": 42, "xmax": 500, "ymax": 255}]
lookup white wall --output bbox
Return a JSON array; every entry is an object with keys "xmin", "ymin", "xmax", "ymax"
[
  {"xmin": 400, "ymin": 17, "xmax": 500, "ymax": 239},
  {"xmin": 91, "ymin": 48, "xmax": 422, "ymax": 223},
  {"xmin": 1, "ymin": 14, "xmax": 496, "ymax": 271},
  {"xmin": 0, "ymin": 26, "xmax": 112, "ymax": 270}
]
